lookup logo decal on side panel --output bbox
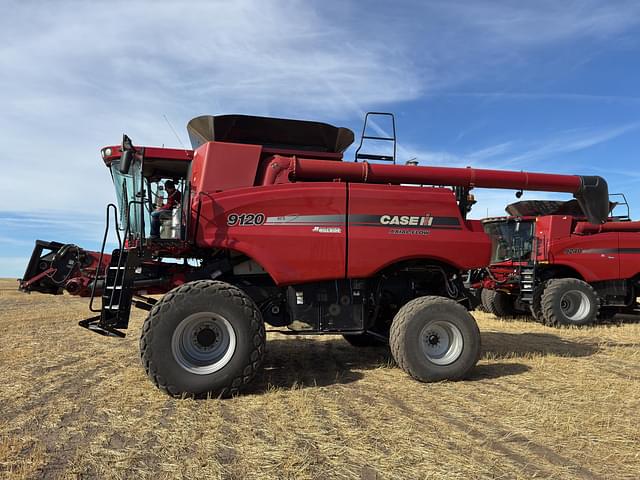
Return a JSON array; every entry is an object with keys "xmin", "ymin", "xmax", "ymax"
[
  {"xmin": 380, "ymin": 215, "xmax": 433, "ymax": 226},
  {"xmin": 312, "ymin": 226, "xmax": 342, "ymax": 233},
  {"xmin": 226, "ymin": 213, "xmax": 266, "ymax": 226}
]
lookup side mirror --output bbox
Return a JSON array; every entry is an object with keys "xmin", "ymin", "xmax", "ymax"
[
  {"xmin": 119, "ymin": 150, "xmax": 134, "ymax": 174},
  {"xmin": 119, "ymin": 134, "xmax": 135, "ymax": 174}
]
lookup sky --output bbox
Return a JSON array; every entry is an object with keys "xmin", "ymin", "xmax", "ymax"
[{"xmin": 2, "ymin": 0, "xmax": 640, "ymax": 277}]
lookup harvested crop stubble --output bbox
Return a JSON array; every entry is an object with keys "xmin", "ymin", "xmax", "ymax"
[{"xmin": 1, "ymin": 279, "xmax": 639, "ymax": 479}]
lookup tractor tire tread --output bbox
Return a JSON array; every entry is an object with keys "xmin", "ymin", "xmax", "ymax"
[
  {"xmin": 139, "ymin": 280, "xmax": 265, "ymax": 398},
  {"xmin": 389, "ymin": 296, "xmax": 480, "ymax": 381},
  {"xmin": 482, "ymin": 289, "xmax": 516, "ymax": 318},
  {"xmin": 530, "ymin": 281, "xmax": 548, "ymax": 324},
  {"xmin": 541, "ymin": 278, "xmax": 599, "ymax": 328}
]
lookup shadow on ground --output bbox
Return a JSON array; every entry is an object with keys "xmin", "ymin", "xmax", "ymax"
[
  {"xmin": 481, "ymin": 331, "xmax": 600, "ymax": 360},
  {"xmin": 246, "ymin": 337, "xmax": 387, "ymax": 393},
  {"xmin": 244, "ymin": 329, "xmax": 597, "ymax": 394}
]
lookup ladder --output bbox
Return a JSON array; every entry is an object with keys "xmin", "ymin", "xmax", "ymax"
[
  {"xmin": 80, "ymin": 204, "xmax": 138, "ymax": 337},
  {"xmin": 519, "ymin": 266, "xmax": 535, "ymax": 303}
]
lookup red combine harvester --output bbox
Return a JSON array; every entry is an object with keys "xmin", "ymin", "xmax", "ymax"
[
  {"xmin": 477, "ymin": 198, "xmax": 640, "ymax": 326},
  {"xmin": 19, "ymin": 114, "xmax": 610, "ymax": 397}
]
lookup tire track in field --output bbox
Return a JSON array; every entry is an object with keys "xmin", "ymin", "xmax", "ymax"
[
  {"xmin": 325, "ymin": 338, "xmax": 544, "ymax": 475},
  {"xmin": 297, "ymin": 342, "xmax": 383, "ymax": 479},
  {"xmin": 37, "ymin": 391, "xmax": 171, "ymax": 478},
  {"xmin": 440, "ymin": 378, "xmax": 605, "ymax": 480},
  {"xmin": 596, "ymin": 365, "xmax": 640, "ymax": 382},
  {"xmin": 369, "ymin": 367, "xmax": 604, "ymax": 480},
  {"xmin": 590, "ymin": 354, "xmax": 640, "ymax": 380},
  {"xmin": 14, "ymin": 367, "xmax": 150, "ymax": 478},
  {"xmin": 321, "ymin": 342, "xmax": 518, "ymax": 478},
  {"xmin": 215, "ymin": 402, "xmax": 239, "ymax": 470},
  {"xmin": 372, "ymin": 387, "xmax": 553, "ymax": 479},
  {"xmin": 461, "ymin": 386, "xmax": 604, "ymax": 480},
  {"xmin": 2, "ymin": 364, "xmax": 106, "ymax": 425}
]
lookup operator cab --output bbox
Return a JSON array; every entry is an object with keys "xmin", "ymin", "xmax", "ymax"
[
  {"xmin": 103, "ymin": 137, "xmax": 192, "ymax": 244},
  {"xmin": 482, "ymin": 217, "xmax": 535, "ymax": 264}
]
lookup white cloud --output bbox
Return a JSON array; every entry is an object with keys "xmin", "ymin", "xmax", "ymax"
[
  {"xmin": 0, "ymin": 0, "xmax": 426, "ymax": 215},
  {"xmin": 498, "ymin": 122, "xmax": 640, "ymax": 167},
  {"xmin": 1, "ymin": 0, "xmax": 639, "ymax": 219},
  {"xmin": 403, "ymin": 122, "xmax": 640, "ymax": 171}
]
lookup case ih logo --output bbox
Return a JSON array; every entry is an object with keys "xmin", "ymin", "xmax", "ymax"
[{"xmin": 379, "ymin": 215, "xmax": 433, "ymax": 227}]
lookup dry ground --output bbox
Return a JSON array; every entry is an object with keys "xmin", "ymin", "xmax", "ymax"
[{"xmin": 1, "ymin": 279, "xmax": 639, "ymax": 480}]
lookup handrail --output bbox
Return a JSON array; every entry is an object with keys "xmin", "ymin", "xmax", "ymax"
[{"xmin": 89, "ymin": 204, "xmax": 122, "ymax": 313}]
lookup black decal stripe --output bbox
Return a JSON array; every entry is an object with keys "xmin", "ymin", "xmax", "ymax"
[
  {"xmin": 580, "ymin": 248, "xmax": 618, "ymax": 254},
  {"xmin": 430, "ymin": 217, "xmax": 461, "ymax": 226},
  {"xmin": 577, "ymin": 248, "xmax": 640, "ymax": 254},
  {"xmin": 349, "ymin": 223, "xmax": 462, "ymax": 230},
  {"xmin": 348, "ymin": 214, "xmax": 385, "ymax": 223},
  {"xmin": 265, "ymin": 214, "xmax": 345, "ymax": 224},
  {"xmin": 263, "ymin": 214, "xmax": 462, "ymax": 229}
]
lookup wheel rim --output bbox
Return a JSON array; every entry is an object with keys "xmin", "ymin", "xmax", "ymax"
[
  {"xmin": 171, "ymin": 312, "xmax": 237, "ymax": 375},
  {"xmin": 559, "ymin": 290, "xmax": 591, "ymax": 321},
  {"xmin": 420, "ymin": 320, "xmax": 464, "ymax": 366}
]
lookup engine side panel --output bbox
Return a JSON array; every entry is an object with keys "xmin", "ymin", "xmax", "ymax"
[
  {"xmin": 347, "ymin": 184, "xmax": 491, "ymax": 277},
  {"xmin": 619, "ymin": 231, "xmax": 640, "ymax": 279},
  {"xmin": 195, "ymin": 183, "xmax": 347, "ymax": 285},
  {"xmin": 545, "ymin": 233, "xmax": 620, "ymax": 282}
]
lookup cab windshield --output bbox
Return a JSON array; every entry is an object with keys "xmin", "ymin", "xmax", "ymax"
[
  {"xmin": 483, "ymin": 219, "xmax": 534, "ymax": 264},
  {"xmin": 110, "ymin": 160, "xmax": 148, "ymax": 237}
]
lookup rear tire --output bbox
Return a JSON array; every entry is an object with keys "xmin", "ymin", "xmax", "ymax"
[
  {"xmin": 530, "ymin": 281, "xmax": 547, "ymax": 324},
  {"xmin": 482, "ymin": 289, "xmax": 517, "ymax": 318},
  {"xmin": 140, "ymin": 280, "xmax": 266, "ymax": 398},
  {"xmin": 390, "ymin": 296, "xmax": 481, "ymax": 382},
  {"xmin": 342, "ymin": 333, "xmax": 387, "ymax": 347},
  {"xmin": 541, "ymin": 278, "xmax": 598, "ymax": 327},
  {"xmin": 474, "ymin": 288, "xmax": 486, "ymax": 312}
]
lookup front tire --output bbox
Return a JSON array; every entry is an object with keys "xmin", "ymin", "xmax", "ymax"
[
  {"xmin": 390, "ymin": 296, "xmax": 481, "ymax": 382},
  {"xmin": 530, "ymin": 281, "xmax": 547, "ymax": 324},
  {"xmin": 482, "ymin": 289, "xmax": 517, "ymax": 318},
  {"xmin": 541, "ymin": 278, "xmax": 598, "ymax": 327},
  {"xmin": 140, "ymin": 280, "xmax": 265, "ymax": 398}
]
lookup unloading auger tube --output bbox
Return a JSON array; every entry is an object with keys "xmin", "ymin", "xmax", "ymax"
[{"xmin": 288, "ymin": 159, "xmax": 609, "ymax": 224}]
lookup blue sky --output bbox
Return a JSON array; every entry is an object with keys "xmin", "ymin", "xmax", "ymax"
[{"xmin": 2, "ymin": 0, "xmax": 640, "ymax": 277}]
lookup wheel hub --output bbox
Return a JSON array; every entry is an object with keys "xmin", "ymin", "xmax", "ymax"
[
  {"xmin": 559, "ymin": 290, "xmax": 591, "ymax": 322},
  {"xmin": 195, "ymin": 327, "xmax": 217, "ymax": 349},
  {"xmin": 420, "ymin": 320, "xmax": 464, "ymax": 366},
  {"xmin": 171, "ymin": 312, "xmax": 237, "ymax": 375}
]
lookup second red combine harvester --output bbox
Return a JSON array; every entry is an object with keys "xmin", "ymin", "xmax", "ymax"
[
  {"xmin": 478, "ymin": 197, "xmax": 640, "ymax": 327},
  {"xmin": 19, "ymin": 114, "xmax": 609, "ymax": 397}
]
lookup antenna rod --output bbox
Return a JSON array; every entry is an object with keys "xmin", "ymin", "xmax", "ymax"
[{"xmin": 163, "ymin": 114, "xmax": 187, "ymax": 151}]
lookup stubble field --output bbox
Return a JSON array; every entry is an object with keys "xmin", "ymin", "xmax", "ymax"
[{"xmin": 1, "ymin": 278, "xmax": 639, "ymax": 479}]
